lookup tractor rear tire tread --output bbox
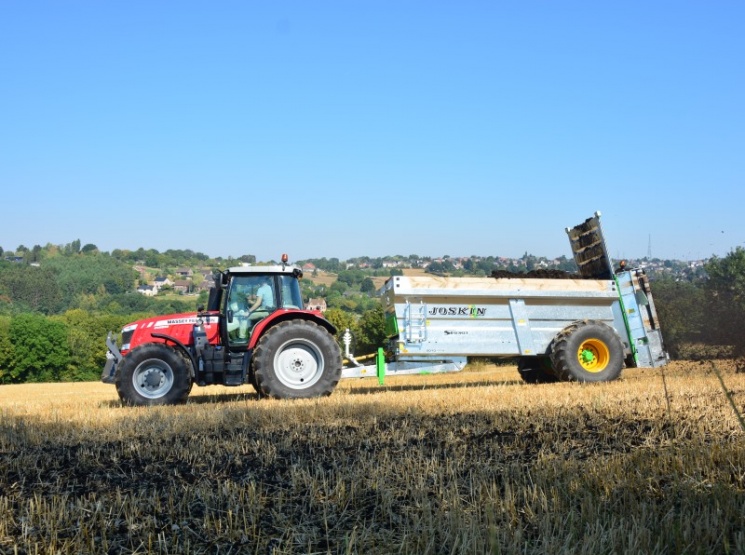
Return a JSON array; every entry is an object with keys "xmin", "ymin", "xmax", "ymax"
[{"xmin": 253, "ymin": 320, "xmax": 342, "ymax": 399}]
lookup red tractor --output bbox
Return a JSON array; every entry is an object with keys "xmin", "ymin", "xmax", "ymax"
[{"xmin": 101, "ymin": 257, "xmax": 341, "ymax": 406}]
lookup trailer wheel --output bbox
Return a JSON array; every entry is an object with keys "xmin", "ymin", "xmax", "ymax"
[
  {"xmin": 253, "ymin": 320, "xmax": 342, "ymax": 399},
  {"xmin": 550, "ymin": 320, "xmax": 624, "ymax": 382},
  {"xmin": 116, "ymin": 344, "xmax": 193, "ymax": 406},
  {"xmin": 517, "ymin": 356, "xmax": 559, "ymax": 384}
]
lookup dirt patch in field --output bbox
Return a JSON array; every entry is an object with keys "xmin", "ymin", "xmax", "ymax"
[{"xmin": 303, "ymin": 270, "xmax": 337, "ymax": 287}]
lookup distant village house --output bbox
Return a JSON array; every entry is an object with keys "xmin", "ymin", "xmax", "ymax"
[
  {"xmin": 173, "ymin": 280, "xmax": 191, "ymax": 294},
  {"xmin": 137, "ymin": 285, "xmax": 157, "ymax": 297},
  {"xmin": 306, "ymin": 297, "xmax": 327, "ymax": 312}
]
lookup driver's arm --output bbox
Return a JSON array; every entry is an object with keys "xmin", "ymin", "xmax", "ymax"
[{"xmin": 248, "ymin": 296, "xmax": 262, "ymax": 313}]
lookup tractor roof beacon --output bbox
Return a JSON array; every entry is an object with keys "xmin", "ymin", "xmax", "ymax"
[{"xmin": 102, "ymin": 214, "xmax": 669, "ymax": 406}]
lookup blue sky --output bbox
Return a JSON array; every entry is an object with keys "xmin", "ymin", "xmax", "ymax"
[{"xmin": 1, "ymin": 2, "xmax": 743, "ymax": 263}]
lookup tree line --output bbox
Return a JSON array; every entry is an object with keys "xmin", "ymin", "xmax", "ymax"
[
  {"xmin": 1, "ymin": 239, "xmax": 744, "ymax": 383},
  {"xmin": 0, "ymin": 254, "xmax": 195, "ymax": 316},
  {"xmin": 0, "ymin": 245, "xmax": 208, "ymax": 383},
  {"xmin": 652, "ymin": 247, "xmax": 745, "ymax": 361},
  {"xmin": 0, "ymin": 311, "xmax": 137, "ymax": 383}
]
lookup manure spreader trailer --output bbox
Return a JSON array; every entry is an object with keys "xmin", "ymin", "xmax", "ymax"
[{"xmin": 344, "ymin": 212, "xmax": 667, "ymax": 384}]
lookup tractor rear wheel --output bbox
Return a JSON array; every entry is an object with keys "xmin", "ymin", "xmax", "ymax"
[
  {"xmin": 116, "ymin": 344, "xmax": 193, "ymax": 406},
  {"xmin": 550, "ymin": 320, "xmax": 624, "ymax": 382},
  {"xmin": 247, "ymin": 366, "xmax": 259, "ymax": 394},
  {"xmin": 517, "ymin": 356, "xmax": 559, "ymax": 383},
  {"xmin": 253, "ymin": 320, "xmax": 342, "ymax": 399}
]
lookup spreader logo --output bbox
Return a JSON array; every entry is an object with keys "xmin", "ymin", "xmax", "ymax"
[{"xmin": 428, "ymin": 305, "xmax": 486, "ymax": 317}]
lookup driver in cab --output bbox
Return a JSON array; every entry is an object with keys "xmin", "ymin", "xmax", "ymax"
[{"xmin": 247, "ymin": 276, "xmax": 275, "ymax": 324}]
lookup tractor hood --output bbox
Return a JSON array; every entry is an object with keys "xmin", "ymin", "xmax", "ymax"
[{"xmin": 120, "ymin": 311, "xmax": 221, "ymax": 353}]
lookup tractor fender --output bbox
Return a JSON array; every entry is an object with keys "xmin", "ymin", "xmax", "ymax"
[
  {"xmin": 248, "ymin": 311, "xmax": 337, "ymax": 349},
  {"xmin": 150, "ymin": 332, "xmax": 198, "ymax": 378}
]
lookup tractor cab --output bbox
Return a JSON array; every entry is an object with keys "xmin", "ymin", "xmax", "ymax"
[
  {"xmin": 219, "ymin": 268, "xmax": 305, "ymax": 347},
  {"xmin": 221, "ymin": 267, "xmax": 303, "ymax": 346}
]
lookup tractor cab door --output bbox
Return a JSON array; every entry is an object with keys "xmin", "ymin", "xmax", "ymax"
[{"xmin": 224, "ymin": 275, "xmax": 279, "ymax": 348}]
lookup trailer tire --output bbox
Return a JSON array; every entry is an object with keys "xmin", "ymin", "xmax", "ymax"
[
  {"xmin": 550, "ymin": 320, "xmax": 624, "ymax": 382},
  {"xmin": 115, "ymin": 343, "xmax": 193, "ymax": 406},
  {"xmin": 517, "ymin": 356, "xmax": 559, "ymax": 384},
  {"xmin": 253, "ymin": 320, "xmax": 342, "ymax": 399}
]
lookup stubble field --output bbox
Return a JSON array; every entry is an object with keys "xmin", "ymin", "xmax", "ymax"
[{"xmin": 1, "ymin": 360, "xmax": 744, "ymax": 554}]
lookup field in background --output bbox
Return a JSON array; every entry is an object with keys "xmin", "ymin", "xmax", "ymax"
[
  {"xmin": 304, "ymin": 269, "xmax": 338, "ymax": 288},
  {"xmin": 1, "ymin": 361, "xmax": 744, "ymax": 553}
]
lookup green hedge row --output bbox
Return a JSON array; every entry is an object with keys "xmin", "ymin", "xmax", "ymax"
[{"xmin": 0, "ymin": 311, "xmax": 139, "ymax": 383}]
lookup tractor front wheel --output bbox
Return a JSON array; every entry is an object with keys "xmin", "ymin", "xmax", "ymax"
[
  {"xmin": 253, "ymin": 320, "xmax": 342, "ymax": 399},
  {"xmin": 115, "ymin": 344, "xmax": 193, "ymax": 406}
]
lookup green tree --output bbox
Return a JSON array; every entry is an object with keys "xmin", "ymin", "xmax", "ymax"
[
  {"xmin": 29, "ymin": 244, "xmax": 43, "ymax": 263},
  {"xmin": 523, "ymin": 252, "xmax": 537, "ymax": 272},
  {"xmin": 337, "ymin": 270, "xmax": 365, "ymax": 287},
  {"xmin": 64, "ymin": 239, "xmax": 81, "ymax": 256},
  {"xmin": 653, "ymin": 278, "xmax": 706, "ymax": 359},
  {"xmin": 8, "ymin": 314, "xmax": 71, "ymax": 382},
  {"xmin": 56, "ymin": 310, "xmax": 132, "ymax": 381},
  {"xmin": 427, "ymin": 261, "xmax": 445, "ymax": 274},
  {"xmin": 477, "ymin": 259, "xmax": 496, "ymax": 274},
  {"xmin": 0, "ymin": 316, "xmax": 16, "ymax": 383},
  {"xmin": 324, "ymin": 308, "xmax": 360, "ymax": 355},
  {"xmin": 356, "ymin": 305, "xmax": 387, "ymax": 355},
  {"xmin": 360, "ymin": 277, "xmax": 376, "ymax": 294},
  {"xmin": 704, "ymin": 247, "xmax": 745, "ymax": 356},
  {"xmin": 329, "ymin": 281, "xmax": 348, "ymax": 296},
  {"xmin": 325, "ymin": 290, "xmax": 343, "ymax": 310},
  {"xmin": 0, "ymin": 264, "xmax": 63, "ymax": 314},
  {"xmin": 44, "ymin": 253, "xmax": 137, "ymax": 303},
  {"xmin": 144, "ymin": 249, "xmax": 162, "ymax": 267}
]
